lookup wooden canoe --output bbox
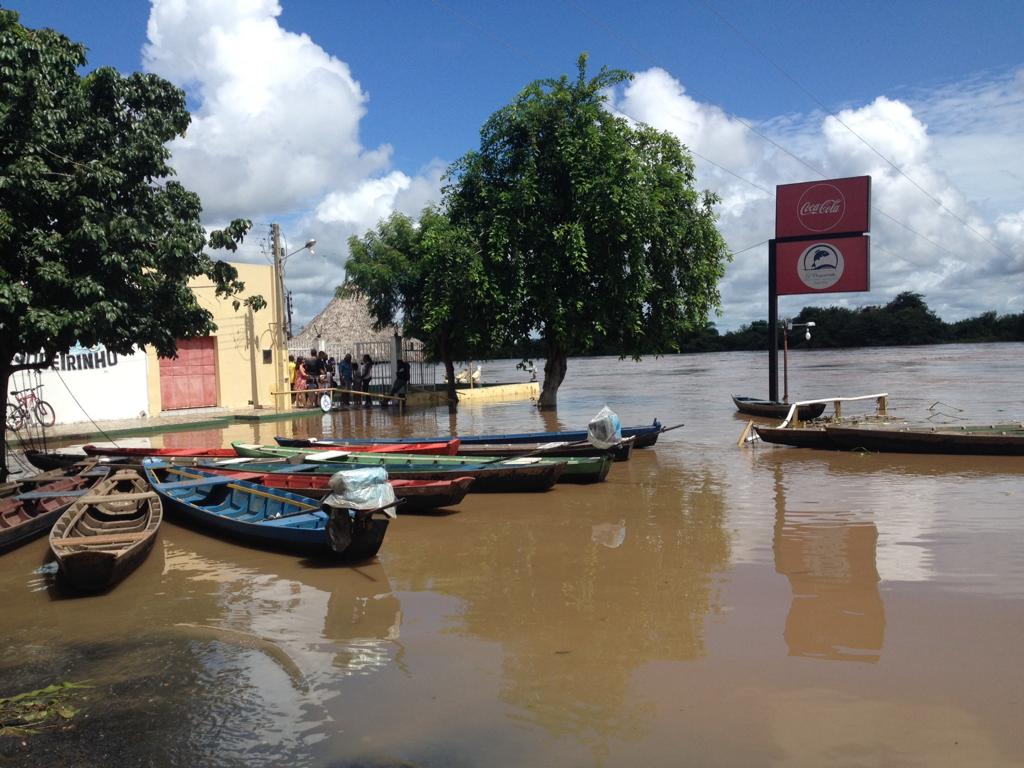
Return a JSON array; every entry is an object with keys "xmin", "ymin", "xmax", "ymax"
[
  {"xmin": 143, "ymin": 462, "xmax": 393, "ymax": 560},
  {"xmin": 84, "ymin": 440, "xmax": 461, "ymax": 458},
  {"xmin": 451, "ymin": 438, "xmax": 633, "ymax": 462},
  {"xmin": 48, "ymin": 469, "xmax": 162, "ymax": 591},
  {"xmin": 753, "ymin": 424, "xmax": 835, "ymax": 450},
  {"xmin": 197, "ymin": 468, "xmax": 475, "ymax": 511},
  {"xmin": 83, "ymin": 445, "xmax": 237, "ymax": 458},
  {"xmin": 263, "ymin": 438, "xmax": 461, "ymax": 456},
  {"xmin": 23, "ymin": 449, "xmax": 90, "ymax": 472},
  {"xmin": 273, "ymin": 419, "xmax": 671, "ymax": 450},
  {"xmin": 824, "ymin": 423, "xmax": 1024, "ymax": 455},
  {"xmin": 732, "ymin": 395, "xmax": 827, "ymax": 421},
  {"xmin": 1, "ymin": 467, "xmax": 111, "ymax": 553},
  {"xmin": 233, "ymin": 442, "xmax": 609, "ymax": 484},
  {"xmin": 193, "ymin": 457, "xmax": 565, "ymax": 493}
]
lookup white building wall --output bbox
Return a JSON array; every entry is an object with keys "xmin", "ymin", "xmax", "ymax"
[{"xmin": 8, "ymin": 344, "xmax": 150, "ymax": 425}]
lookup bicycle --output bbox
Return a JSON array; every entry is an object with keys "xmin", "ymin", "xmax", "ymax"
[{"xmin": 5, "ymin": 385, "xmax": 56, "ymax": 431}]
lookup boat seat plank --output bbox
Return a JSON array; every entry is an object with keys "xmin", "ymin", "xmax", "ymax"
[
  {"xmin": 51, "ymin": 531, "xmax": 152, "ymax": 547},
  {"xmin": 16, "ymin": 489, "xmax": 90, "ymax": 500},
  {"xmin": 75, "ymin": 491, "xmax": 158, "ymax": 503}
]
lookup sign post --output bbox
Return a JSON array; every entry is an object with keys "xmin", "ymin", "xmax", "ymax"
[{"xmin": 768, "ymin": 176, "xmax": 871, "ymax": 401}]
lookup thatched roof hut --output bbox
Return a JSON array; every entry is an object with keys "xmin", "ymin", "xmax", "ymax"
[{"xmin": 288, "ymin": 296, "xmax": 424, "ymax": 383}]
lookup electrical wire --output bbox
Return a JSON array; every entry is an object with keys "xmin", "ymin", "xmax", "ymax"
[
  {"xmin": 696, "ymin": 0, "xmax": 1013, "ymax": 261},
  {"xmin": 557, "ymin": 0, "xmax": 995, "ymax": 265},
  {"xmin": 54, "ymin": 367, "xmax": 121, "ymax": 447}
]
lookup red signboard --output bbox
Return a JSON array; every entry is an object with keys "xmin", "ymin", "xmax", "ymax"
[
  {"xmin": 776, "ymin": 236, "xmax": 870, "ymax": 295},
  {"xmin": 776, "ymin": 175, "xmax": 871, "ymax": 239}
]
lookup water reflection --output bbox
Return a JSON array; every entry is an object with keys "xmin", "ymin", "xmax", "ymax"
[
  {"xmin": 0, "ymin": 526, "xmax": 402, "ymax": 766},
  {"xmin": 771, "ymin": 464, "xmax": 885, "ymax": 663},
  {"xmin": 384, "ymin": 451, "xmax": 731, "ymax": 754}
]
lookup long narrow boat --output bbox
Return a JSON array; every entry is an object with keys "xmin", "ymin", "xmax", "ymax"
[
  {"xmin": 143, "ymin": 462, "xmax": 393, "ymax": 559},
  {"xmin": 48, "ymin": 469, "xmax": 162, "ymax": 591},
  {"xmin": 83, "ymin": 439, "xmax": 460, "ymax": 459},
  {"xmin": 233, "ymin": 442, "xmax": 610, "ymax": 484},
  {"xmin": 23, "ymin": 449, "xmax": 92, "ymax": 472},
  {"xmin": 732, "ymin": 395, "xmax": 826, "ymax": 421},
  {"xmin": 824, "ymin": 423, "xmax": 1024, "ymax": 455},
  {"xmin": 280, "ymin": 436, "xmax": 635, "ymax": 463},
  {"xmin": 753, "ymin": 424, "xmax": 835, "ymax": 450},
  {"xmin": 274, "ymin": 419, "xmax": 673, "ymax": 450},
  {"xmin": 1, "ymin": 467, "xmax": 111, "ymax": 553},
  {"xmin": 194, "ymin": 457, "xmax": 565, "ymax": 493},
  {"xmin": 198, "ymin": 467, "xmax": 475, "ymax": 511}
]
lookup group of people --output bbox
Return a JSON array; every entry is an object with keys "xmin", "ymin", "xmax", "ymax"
[{"xmin": 287, "ymin": 349, "xmax": 411, "ymax": 409}]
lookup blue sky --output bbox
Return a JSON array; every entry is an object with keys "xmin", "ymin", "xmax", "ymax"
[{"xmin": 7, "ymin": 0, "xmax": 1024, "ymax": 331}]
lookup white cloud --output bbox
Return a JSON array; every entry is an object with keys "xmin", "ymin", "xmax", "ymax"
[
  {"xmin": 612, "ymin": 68, "xmax": 1024, "ymax": 330},
  {"xmin": 143, "ymin": 0, "xmax": 443, "ymax": 329},
  {"xmin": 142, "ymin": 1, "xmax": 1023, "ymax": 331}
]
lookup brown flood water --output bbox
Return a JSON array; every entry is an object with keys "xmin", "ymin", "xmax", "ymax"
[{"xmin": 2, "ymin": 343, "xmax": 1023, "ymax": 767}]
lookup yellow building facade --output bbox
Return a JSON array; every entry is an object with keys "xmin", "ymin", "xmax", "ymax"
[{"xmin": 145, "ymin": 262, "xmax": 290, "ymax": 415}]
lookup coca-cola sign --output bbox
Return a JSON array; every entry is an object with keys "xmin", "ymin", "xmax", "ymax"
[{"xmin": 776, "ymin": 176, "xmax": 870, "ymax": 239}]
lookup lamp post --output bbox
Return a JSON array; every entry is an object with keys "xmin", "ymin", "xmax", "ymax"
[{"xmin": 782, "ymin": 320, "xmax": 815, "ymax": 403}]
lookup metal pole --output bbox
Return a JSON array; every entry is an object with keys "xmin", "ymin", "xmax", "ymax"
[
  {"xmin": 782, "ymin": 323, "xmax": 789, "ymax": 403},
  {"xmin": 768, "ymin": 239, "xmax": 779, "ymax": 402},
  {"xmin": 271, "ymin": 223, "xmax": 287, "ymax": 410}
]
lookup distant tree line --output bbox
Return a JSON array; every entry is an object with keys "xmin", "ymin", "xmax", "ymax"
[{"xmin": 490, "ymin": 292, "xmax": 1024, "ymax": 358}]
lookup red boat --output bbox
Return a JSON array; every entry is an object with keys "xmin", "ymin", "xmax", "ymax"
[
  {"xmin": 199, "ymin": 467, "xmax": 475, "ymax": 512},
  {"xmin": 82, "ymin": 439, "xmax": 461, "ymax": 459}
]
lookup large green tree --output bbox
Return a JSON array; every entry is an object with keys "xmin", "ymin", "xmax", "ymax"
[
  {"xmin": 446, "ymin": 54, "xmax": 731, "ymax": 408},
  {"xmin": 1, "ymin": 11, "xmax": 261, "ymax": 478},
  {"xmin": 341, "ymin": 206, "xmax": 501, "ymax": 412}
]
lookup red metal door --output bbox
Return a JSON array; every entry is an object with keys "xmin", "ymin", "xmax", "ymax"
[{"xmin": 159, "ymin": 337, "xmax": 218, "ymax": 410}]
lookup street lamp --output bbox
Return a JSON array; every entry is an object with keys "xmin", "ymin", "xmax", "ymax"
[
  {"xmin": 286, "ymin": 239, "xmax": 317, "ymax": 260},
  {"xmin": 782, "ymin": 320, "xmax": 815, "ymax": 403},
  {"xmin": 277, "ymin": 237, "xmax": 318, "ymax": 339},
  {"xmin": 282, "ymin": 239, "xmax": 317, "ymax": 337}
]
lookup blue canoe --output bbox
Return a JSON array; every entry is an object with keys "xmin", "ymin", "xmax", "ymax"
[
  {"xmin": 276, "ymin": 419, "xmax": 676, "ymax": 450},
  {"xmin": 142, "ymin": 461, "xmax": 391, "ymax": 560}
]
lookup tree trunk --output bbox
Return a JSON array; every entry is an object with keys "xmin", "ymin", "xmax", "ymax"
[
  {"xmin": 440, "ymin": 339, "xmax": 459, "ymax": 414},
  {"xmin": 444, "ymin": 358, "xmax": 458, "ymax": 413},
  {"xmin": 537, "ymin": 339, "xmax": 568, "ymax": 411}
]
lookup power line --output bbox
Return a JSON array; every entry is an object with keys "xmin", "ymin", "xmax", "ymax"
[
  {"xmin": 558, "ymin": 0, "xmax": 975, "ymax": 265},
  {"xmin": 730, "ymin": 239, "xmax": 770, "ymax": 257},
  {"xmin": 563, "ymin": 0, "xmax": 829, "ymax": 182},
  {"xmin": 697, "ymin": 0, "xmax": 1013, "ymax": 261},
  {"xmin": 428, "ymin": 0, "xmax": 966, "ymax": 270}
]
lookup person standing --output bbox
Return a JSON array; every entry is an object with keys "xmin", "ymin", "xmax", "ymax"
[
  {"xmin": 287, "ymin": 354, "xmax": 297, "ymax": 405},
  {"xmin": 295, "ymin": 355, "xmax": 308, "ymax": 407},
  {"xmin": 338, "ymin": 353, "xmax": 354, "ymax": 406},
  {"xmin": 388, "ymin": 358, "xmax": 411, "ymax": 404},
  {"xmin": 317, "ymin": 350, "xmax": 331, "ymax": 389},
  {"xmin": 358, "ymin": 354, "xmax": 374, "ymax": 407}
]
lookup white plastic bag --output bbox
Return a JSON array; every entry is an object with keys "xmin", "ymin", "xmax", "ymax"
[
  {"xmin": 587, "ymin": 405, "xmax": 622, "ymax": 448},
  {"xmin": 321, "ymin": 467, "xmax": 397, "ymax": 517}
]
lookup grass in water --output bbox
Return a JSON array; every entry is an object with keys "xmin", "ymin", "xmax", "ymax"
[{"xmin": 0, "ymin": 682, "xmax": 92, "ymax": 738}]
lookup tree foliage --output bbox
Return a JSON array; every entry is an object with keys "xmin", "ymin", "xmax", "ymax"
[
  {"xmin": 340, "ymin": 207, "xmax": 501, "ymax": 412},
  {"xmin": 676, "ymin": 292, "xmax": 1024, "ymax": 352},
  {"xmin": 1, "ymin": 11, "xmax": 260, "ymax": 477},
  {"xmin": 446, "ymin": 53, "xmax": 731, "ymax": 407}
]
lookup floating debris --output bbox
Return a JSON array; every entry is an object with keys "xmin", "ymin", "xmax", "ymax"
[{"xmin": 0, "ymin": 681, "xmax": 91, "ymax": 738}]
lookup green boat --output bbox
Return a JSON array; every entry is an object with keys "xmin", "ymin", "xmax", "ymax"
[{"xmin": 230, "ymin": 442, "xmax": 611, "ymax": 484}]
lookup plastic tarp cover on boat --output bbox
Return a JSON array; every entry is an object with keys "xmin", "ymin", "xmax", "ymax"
[
  {"xmin": 587, "ymin": 406, "xmax": 622, "ymax": 449},
  {"xmin": 322, "ymin": 467, "xmax": 397, "ymax": 516}
]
